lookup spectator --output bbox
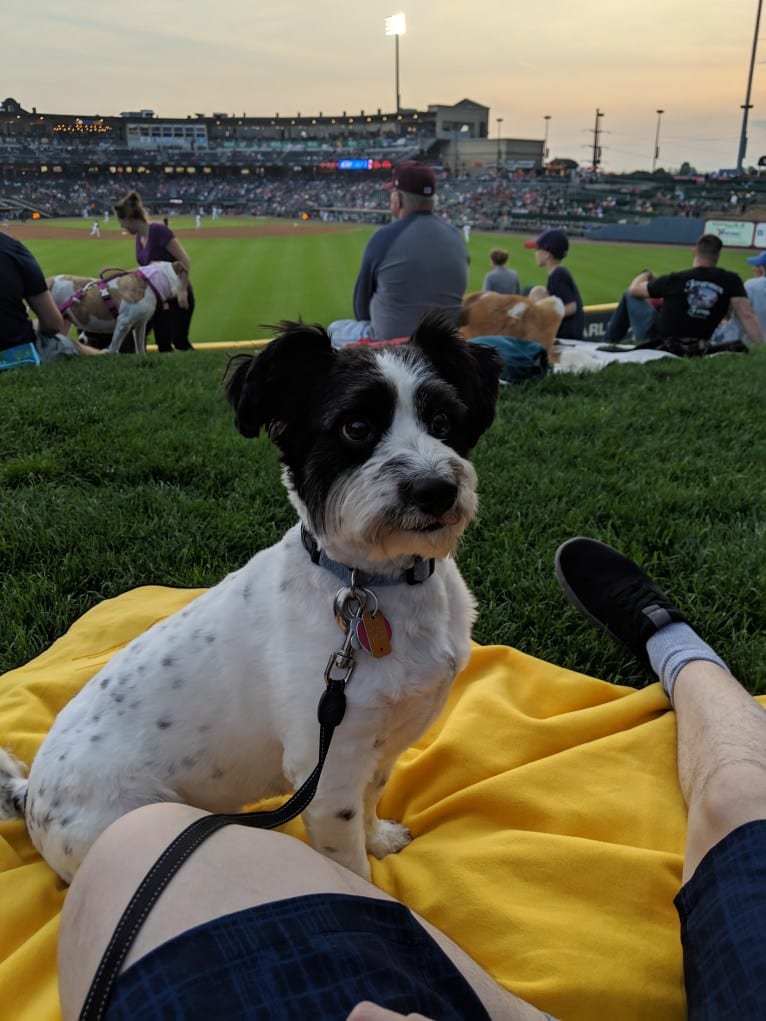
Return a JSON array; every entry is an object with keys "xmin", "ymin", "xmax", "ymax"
[
  {"xmin": 113, "ymin": 190, "xmax": 194, "ymax": 353},
  {"xmin": 482, "ymin": 248, "xmax": 520, "ymax": 295},
  {"xmin": 524, "ymin": 229, "xmax": 584, "ymax": 340},
  {"xmin": 744, "ymin": 251, "xmax": 766, "ymax": 336},
  {"xmin": 0, "ymin": 232, "xmax": 102, "ymax": 361},
  {"xmin": 603, "ymin": 234, "xmax": 764, "ymax": 355},
  {"xmin": 328, "ymin": 162, "xmax": 468, "ymax": 347}
]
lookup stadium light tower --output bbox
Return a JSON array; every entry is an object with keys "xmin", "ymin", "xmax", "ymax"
[
  {"xmin": 737, "ymin": 0, "xmax": 762, "ymax": 175},
  {"xmin": 385, "ymin": 13, "xmax": 406, "ymax": 115},
  {"xmin": 543, "ymin": 114, "xmax": 551, "ymax": 161}
]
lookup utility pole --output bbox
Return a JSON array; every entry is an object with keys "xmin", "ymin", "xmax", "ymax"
[
  {"xmin": 652, "ymin": 109, "xmax": 664, "ymax": 173},
  {"xmin": 591, "ymin": 109, "xmax": 604, "ymax": 171}
]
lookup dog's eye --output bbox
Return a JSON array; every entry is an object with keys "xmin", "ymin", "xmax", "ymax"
[
  {"xmin": 429, "ymin": 411, "xmax": 450, "ymax": 438},
  {"xmin": 341, "ymin": 418, "xmax": 375, "ymax": 445}
]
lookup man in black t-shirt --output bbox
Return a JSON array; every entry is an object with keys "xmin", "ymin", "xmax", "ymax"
[
  {"xmin": 604, "ymin": 234, "xmax": 764, "ymax": 355},
  {"xmin": 0, "ymin": 232, "xmax": 101, "ymax": 360}
]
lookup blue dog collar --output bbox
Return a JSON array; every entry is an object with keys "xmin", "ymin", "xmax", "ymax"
[{"xmin": 300, "ymin": 525, "xmax": 435, "ymax": 587}]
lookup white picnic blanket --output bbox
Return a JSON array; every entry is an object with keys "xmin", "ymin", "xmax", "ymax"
[{"xmin": 553, "ymin": 339, "xmax": 677, "ymax": 373}]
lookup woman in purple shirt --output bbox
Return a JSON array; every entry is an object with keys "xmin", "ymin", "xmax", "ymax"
[{"xmin": 113, "ymin": 191, "xmax": 194, "ymax": 352}]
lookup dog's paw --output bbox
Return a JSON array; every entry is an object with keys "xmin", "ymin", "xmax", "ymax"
[{"xmin": 366, "ymin": 819, "xmax": 412, "ymax": 859}]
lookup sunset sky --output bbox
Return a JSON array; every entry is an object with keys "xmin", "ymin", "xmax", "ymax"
[{"xmin": 6, "ymin": 0, "xmax": 765, "ymax": 174}]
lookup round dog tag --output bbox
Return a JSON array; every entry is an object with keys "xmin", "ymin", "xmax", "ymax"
[{"xmin": 355, "ymin": 611, "xmax": 393, "ymax": 658}]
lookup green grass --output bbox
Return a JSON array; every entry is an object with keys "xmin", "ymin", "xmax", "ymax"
[
  {"xmin": 17, "ymin": 219, "xmax": 762, "ymax": 344},
  {"xmin": 2, "ymin": 347, "xmax": 765, "ymax": 693}
]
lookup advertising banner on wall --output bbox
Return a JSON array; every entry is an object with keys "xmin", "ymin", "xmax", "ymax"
[
  {"xmin": 703, "ymin": 220, "xmax": 755, "ymax": 246},
  {"xmin": 753, "ymin": 223, "xmax": 766, "ymax": 248}
]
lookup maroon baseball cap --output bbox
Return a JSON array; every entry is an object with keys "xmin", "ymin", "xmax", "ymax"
[{"xmin": 384, "ymin": 161, "xmax": 436, "ymax": 196}]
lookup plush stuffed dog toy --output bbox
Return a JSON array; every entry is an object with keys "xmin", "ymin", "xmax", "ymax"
[{"xmin": 458, "ymin": 292, "xmax": 565, "ymax": 357}]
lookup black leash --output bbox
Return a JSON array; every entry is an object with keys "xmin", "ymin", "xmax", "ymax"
[{"xmin": 78, "ymin": 678, "xmax": 347, "ymax": 1021}]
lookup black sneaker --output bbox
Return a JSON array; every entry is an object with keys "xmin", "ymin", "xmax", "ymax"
[{"xmin": 554, "ymin": 537, "xmax": 689, "ymax": 676}]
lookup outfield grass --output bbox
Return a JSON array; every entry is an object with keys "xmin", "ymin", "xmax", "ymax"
[
  {"xmin": 2, "ymin": 346, "xmax": 765, "ymax": 693},
  {"xmin": 14, "ymin": 218, "xmax": 763, "ymax": 344}
]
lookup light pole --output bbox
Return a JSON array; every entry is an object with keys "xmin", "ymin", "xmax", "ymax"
[
  {"xmin": 652, "ymin": 109, "xmax": 664, "ymax": 173},
  {"xmin": 543, "ymin": 114, "xmax": 551, "ymax": 161},
  {"xmin": 737, "ymin": 0, "xmax": 762, "ymax": 174},
  {"xmin": 385, "ymin": 13, "xmax": 406, "ymax": 115},
  {"xmin": 496, "ymin": 117, "xmax": 503, "ymax": 175}
]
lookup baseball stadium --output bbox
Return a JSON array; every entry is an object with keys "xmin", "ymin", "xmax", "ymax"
[{"xmin": 2, "ymin": 75, "xmax": 766, "ymax": 1021}]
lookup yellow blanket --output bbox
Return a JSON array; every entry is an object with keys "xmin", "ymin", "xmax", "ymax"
[{"xmin": 1, "ymin": 586, "xmax": 697, "ymax": 1021}]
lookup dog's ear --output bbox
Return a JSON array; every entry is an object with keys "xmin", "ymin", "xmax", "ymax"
[
  {"xmin": 409, "ymin": 311, "xmax": 501, "ymax": 448},
  {"xmin": 223, "ymin": 322, "xmax": 334, "ymax": 442}
]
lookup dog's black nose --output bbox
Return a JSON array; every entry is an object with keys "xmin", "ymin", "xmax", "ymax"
[{"xmin": 402, "ymin": 477, "xmax": 458, "ymax": 516}]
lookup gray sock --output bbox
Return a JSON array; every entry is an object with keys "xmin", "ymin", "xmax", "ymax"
[{"xmin": 646, "ymin": 622, "xmax": 729, "ymax": 706}]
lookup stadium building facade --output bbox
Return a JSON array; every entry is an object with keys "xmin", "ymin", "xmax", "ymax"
[{"xmin": 0, "ymin": 95, "xmax": 543, "ymax": 184}]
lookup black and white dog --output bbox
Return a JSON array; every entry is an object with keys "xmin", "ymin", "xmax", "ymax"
[{"xmin": 0, "ymin": 314, "xmax": 500, "ymax": 883}]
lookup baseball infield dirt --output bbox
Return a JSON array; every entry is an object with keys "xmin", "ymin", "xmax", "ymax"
[{"xmin": 5, "ymin": 221, "xmax": 358, "ymax": 241}]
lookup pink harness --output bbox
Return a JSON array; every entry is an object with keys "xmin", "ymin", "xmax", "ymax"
[
  {"xmin": 58, "ymin": 275, "xmax": 122, "ymax": 321},
  {"xmin": 56, "ymin": 265, "xmax": 177, "ymax": 322},
  {"xmin": 136, "ymin": 263, "xmax": 176, "ymax": 306}
]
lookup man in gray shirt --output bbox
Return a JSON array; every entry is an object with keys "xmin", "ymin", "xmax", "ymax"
[
  {"xmin": 482, "ymin": 248, "xmax": 520, "ymax": 295},
  {"xmin": 328, "ymin": 162, "xmax": 468, "ymax": 346},
  {"xmin": 744, "ymin": 251, "xmax": 766, "ymax": 335}
]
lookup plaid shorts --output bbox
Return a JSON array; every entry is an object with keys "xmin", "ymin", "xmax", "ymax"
[
  {"xmin": 105, "ymin": 893, "xmax": 493, "ymax": 1020},
  {"xmin": 675, "ymin": 820, "xmax": 766, "ymax": 1019}
]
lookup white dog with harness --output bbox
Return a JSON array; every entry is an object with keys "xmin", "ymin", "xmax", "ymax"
[{"xmin": 48, "ymin": 262, "xmax": 188, "ymax": 355}]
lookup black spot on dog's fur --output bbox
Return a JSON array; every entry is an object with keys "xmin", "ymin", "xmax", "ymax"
[
  {"xmin": 172, "ymin": 677, "xmax": 185, "ymax": 690},
  {"xmin": 161, "ymin": 656, "xmax": 174, "ymax": 668},
  {"xmin": 90, "ymin": 734, "xmax": 102, "ymax": 743},
  {"xmin": 337, "ymin": 808, "xmax": 355, "ymax": 821},
  {"xmin": 156, "ymin": 718, "xmax": 173, "ymax": 730},
  {"xmin": 323, "ymin": 845, "xmax": 338, "ymax": 854},
  {"xmin": 100, "ymin": 676, "xmax": 110, "ymax": 690}
]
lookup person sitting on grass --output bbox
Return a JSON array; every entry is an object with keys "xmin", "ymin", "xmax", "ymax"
[
  {"xmin": 524, "ymin": 229, "xmax": 584, "ymax": 340},
  {"xmin": 0, "ymin": 232, "xmax": 103, "ymax": 362},
  {"xmin": 482, "ymin": 248, "xmax": 521, "ymax": 295},
  {"xmin": 328, "ymin": 162, "xmax": 468, "ymax": 348},
  {"xmin": 58, "ymin": 539, "xmax": 766, "ymax": 1021},
  {"xmin": 603, "ymin": 233, "xmax": 764, "ymax": 355}
]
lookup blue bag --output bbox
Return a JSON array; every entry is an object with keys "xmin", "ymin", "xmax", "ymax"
[{"xmin": 468, "ymin": 335, "xmax": 549, "ymax": 384}]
